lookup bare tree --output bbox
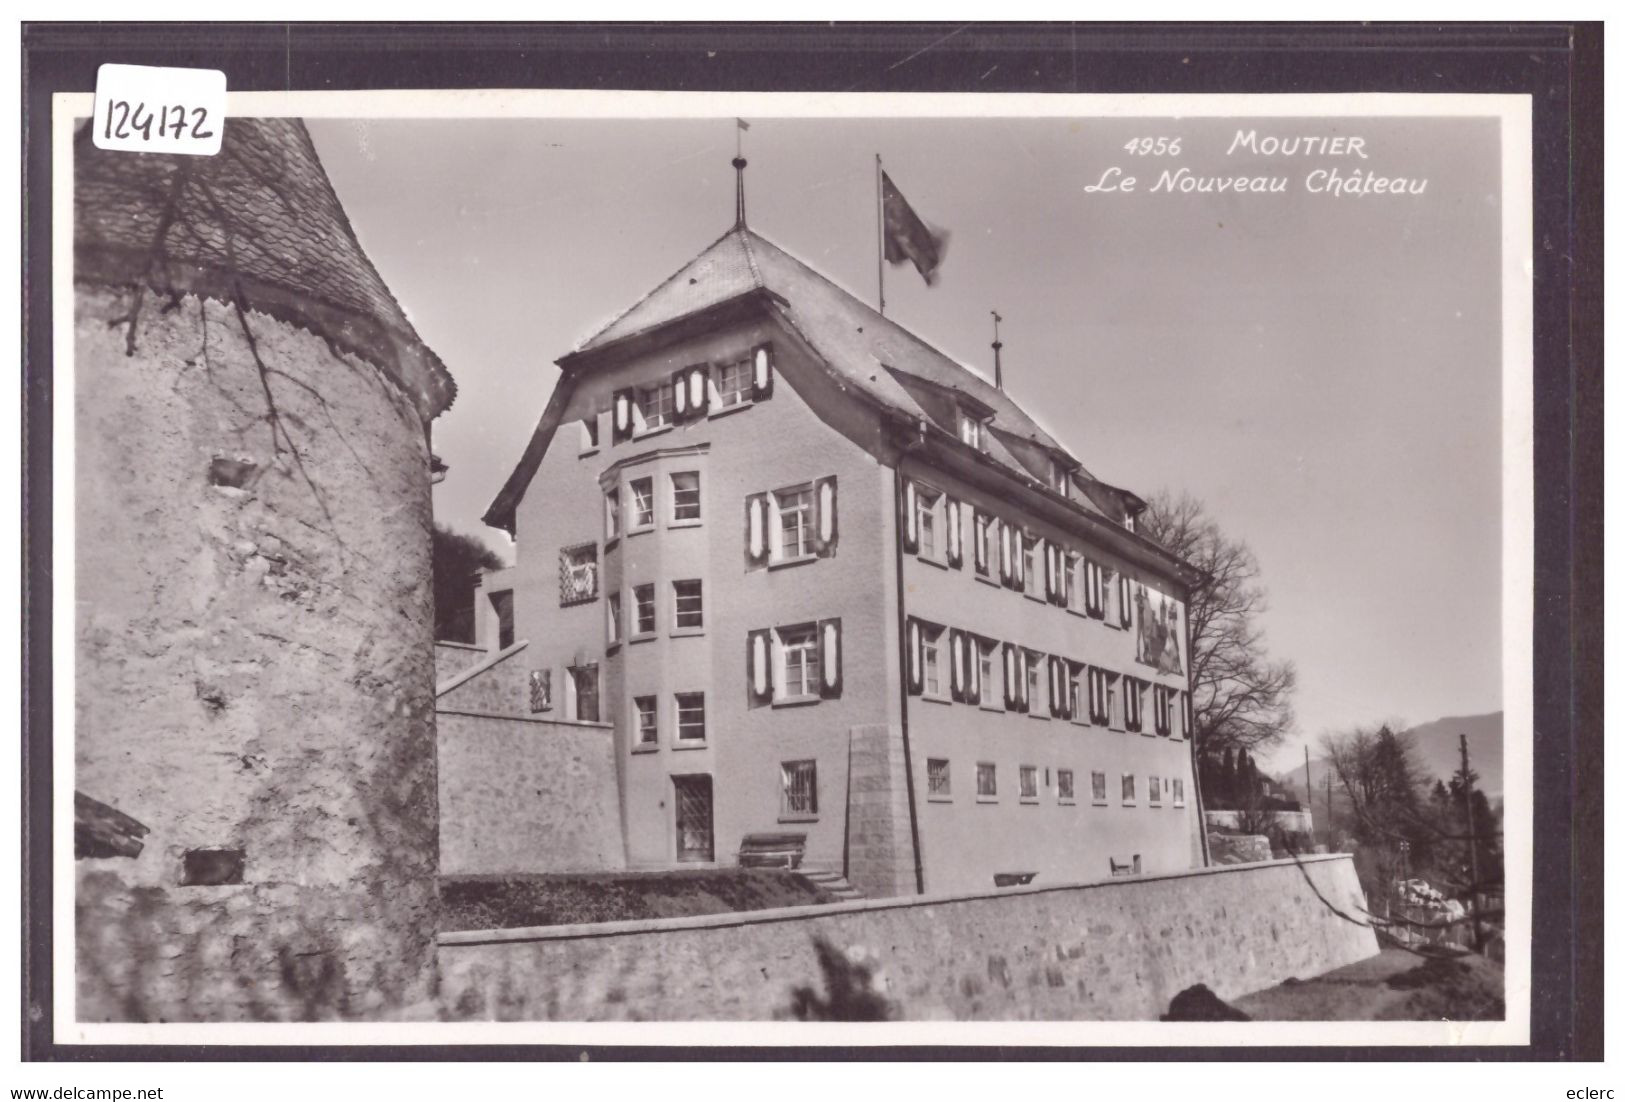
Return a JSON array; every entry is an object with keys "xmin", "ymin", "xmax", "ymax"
[{"xmin": 1140, "ymin": 491, "xmax": 1297, "ymax": 759}]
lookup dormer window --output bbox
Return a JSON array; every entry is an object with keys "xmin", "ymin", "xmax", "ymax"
[
  {"xmin": 958, "ymin": 411, "xmax": 987, "ymax": 451},
  {"xmin": 1050, "ymin": 458, "xmax": 1070, "ymax": 493}
]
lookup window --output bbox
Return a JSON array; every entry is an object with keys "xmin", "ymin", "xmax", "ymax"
[
  {"xmin": 558, "ymin": 545, "xmax": 598, "ymax": 606},
  {"xmin": 489, "ymin": 589, "xmax": 515, "ymax": 650},
  {"xmin": 1087, "ymin": 667, "xmax": 1109, "ymax": 725},
  {"xmin": 915, "ymin": 487, "xmax": 941, "ymax": 560},
  {"xmin": 628, "ymin": 477, "xmax": 655, "ymax": 531},
  {"xmin": 774, "ymin": 487, "xmax": 813, "ymax": 560},
  {"xmin": 978, "ymin": 640, "xmax": 1001, "ymax": 710},
  {"xmin": 634, "ymin": 695, "xmax": 658, "ymax": 745},
  {"xmin": 921, "ymin": 624, "xmax": 943, "ymax": 697},
  {"xmin": 927, "ymin": 758, "xmax": 952, "ymax": 798},
  {"xmin": 1050, "ymin": 458, "xmax": 1069, "ymax": 492},
  {"xmin": 632, "ymin": 583, "xmax": 656, "ymax": 637},
  {"xmin": 570, "ymin": 664, "xmax": 599, "ymax": 723},
  {"xmin": 604, "ymin": 487, "xmax": 621, "ymax": 542},
  {"xmin": 1019, "ymin": 765, "xmax": 1039, "ymax": 800},
  {"xmin": 976, "ymin": 762, "xmax": 998, "ymax": 800},
  {"xmin": 672, "ymin": 580, "xmax": 703, "ymax": 631},
  {"xmin": 676, "ymin": 692, "xmax": 706, "ymax": 742},
  {"xmin": 670, "ymin": 471, "xmax": 701, "ymax": 523},
  {"xmin": 1066, "ymin": 553, "xmax": 1084, "ymax": 612},
  {"xmin": 1172, "ymin": 778, "xmax": 1187, "ymax": 807},
  {"xmin": 973, "ymin": 511, "xmax": 992, "ymax": 576},
  {"xmin": 1121, "ymin": 773, "xmax": 1137, "ymax": 805},
  {"xmin": 1025, "ymin": 649, "xmax": 1043, "ymax": 714},
  {"xmin": 1083, "ymin": 559, "xmax": 1106, "ymax": 618},
  {"xmin": 606, "ymin": 592, "xmax": 622, "ymax": 646},
  {"xmin": 1124, "ymin": 677, "xmax": 1144, "ymax": 733},
  {"xmin": 778, "ymin": 625, "xmax": 821, "ymax": 700},
  {"xmin": 579, "ymin": 416, "xmax": 600, "ymax": 453},
  {"xmin": 781, "ymin": 760, "xmax": 818, "ymax": 818},
  {"xmin": 1058, "ymin": 769, "xmax": 1076, "ymax": 802},
  {"xmin": 1149, "ymin": 776, "xmax": 1163, "ymax": 805},
  {"xmin": 1154, "ymin": 685, "xmax": 1173, "ymax": 736},
  {"xmin": 1067, "ymin": 664, "xmax": 1084, "ymax": 721},
  {"xmin": 1022, "ymin": 535, "xmax": 1039, "ymax": 594},
  {"xmin": 1091, "ymin": 770, "xmax": 1108, "ymax": 804},
  {"xmin": 1106, "ymin": 672, "xmax": 1122, "ymax": 729},
  {"xmin": 637, "ymin": 381, "xmax": 675, "ymax": 430},
  {"xmin": 528, "ymin": 669, "xmax": 551, "ymax": 713},
  {"xmin": 958, "ymin": 411, "xmax": 985, "ymax": 451},
  {"xmin": 715, "ymin": 358, "xmax": 753, "ymax": 408}
]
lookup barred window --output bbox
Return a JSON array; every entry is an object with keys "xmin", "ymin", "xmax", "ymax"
[
  {"xmin": 1149, "ymin": 775, "xmax": 1163, "ymax": 804},
  {"xmin": 927, "ymin": 758, "xmax": 951, "ymax": 797},
  {"xmin": 634, "ymin": 695, "xmax": 658, "ymax": 745},
  {"xmin": 1058, "ymin": 769, "xmax": 1075, "ymax": 801},
  {"xmin": 977, "ymin": 762, "xmax": 998, "ymax": 799},
  {"xmin": 633, "ymin": 583, "xmax": 656, "ymax": 636},
  {"xmin": 559, "ymin": 544, "xmax": 598, "ymax": 606},
  {"xmin": 671, "ymin": 471, "xmax": 702, "ymax": 523},
  {"xmin": 716, "ymin": 358, "xmax": 753, "ymax": 408},
  {"xmin": 781, "ymin": 760, "xmax": 818, "ymax": 817},
  {"xmin": 528, "ymin": 669, "xmax": 551, "ymax": 713},
  {"xmin": 1091, "ymin": 770, "xmax": 1108, "ymax": 803},
  {"xmin": 1173, "ymin": 778, "xmax": 1186, "ymax": 807},
  {"xmin": 1121, "ymin": 773, "xmax": 1137, "ymax": 805},
  {"xmin": 570, "ymin": 664, "xmax": 599, "ymax": 723},
  {"xmin": 676, "ymin": 692, "xmax": 706, "ymax": 741},
  {"xmin": 1020, "ymin": 765, "xmax": 1039, "ymax": 800},
  {"xmin": 672, "ymin": 580, "xmax": 703, "ymax": 630}
]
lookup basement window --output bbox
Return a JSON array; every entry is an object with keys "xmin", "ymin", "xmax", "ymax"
[{"xmin": 927, "ymin": 758, "xmax": 952, "ymax": 800}]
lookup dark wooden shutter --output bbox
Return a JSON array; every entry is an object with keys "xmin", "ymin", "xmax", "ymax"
[
  {"xmin": 948, "ymin": 629, "xmax": 965, "ymax": 702},
  {"xmin": 998, "ymin": 520, "xmax": 1012, "ymax": 586},
  {"xmin": 611, "ymin": 387, "xmax": 635, "ymax": 443},
  {"xmin": 1048, "ymin": 656, "xmax": 1061, "ymax": 717},
  {"xmin": 1015, "ymin": 649, "xmax": 1029, "ymax": 713},
  {"xmin": 973, "ymin": 511, "xmax": 988, "ymax": 575},
  {"xmin": 747, "ymin": 628, "xmax": 774, "ymax": 708},
  {"xmin": 687, "ymin": 364, "xmax": 710, "ymax": 418},
  {"xmin": 1012, "ymin": 531, "xmax": 1027, "ymax": 590},
  {"xmin": 1002, "ymin": 643, "xmax": 1017, "ymax": 710},
  {"xmin": 812, "ymin": 476, "xmax": 839, "ymax": 558},
  {"xmin": 818, "ymin": 618, "xmax": 843, "ymax": 699},
  {"xmin": 751, "ymin": 342, "xmax": 775, "ymax": 400},
  {"xmin": 744, "ymin": 492, "xmax": 771, "ymax": 570},
  {"xmin": 1120, "ymin": 574, "xmax": 1134, "ymax": 627},
  {"xmin": 967, "ymin": 637, "xmax": 982, "ymax": 705},
  {"xmin": 901, "ymin": 479, "xmax": 919, "ymax": 553},
  {"xmin": 671, "ymin": 367, "xmax": 691, "ymax": 421},
  {"xmin": 906, "ymin": 618, "xmax": 924, "ymax": 695},
  {"xmin": 945, "ymin": 498, "xmax": 963, "ymax": 569}
]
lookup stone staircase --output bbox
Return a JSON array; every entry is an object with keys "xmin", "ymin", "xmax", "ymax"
[{"xmin": 800, "ymin": 867, "xmax": 864, "ymax": 903}]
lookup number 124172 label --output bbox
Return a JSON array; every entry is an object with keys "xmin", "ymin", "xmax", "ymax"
[{"xmin": 92, "ymin": 64, "xmax": 226, "ymax": 156}]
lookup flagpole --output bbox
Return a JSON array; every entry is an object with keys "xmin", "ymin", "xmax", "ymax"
[{"xmin": 875, "ymin": 154, "xmax": 886, "ymax": 317}]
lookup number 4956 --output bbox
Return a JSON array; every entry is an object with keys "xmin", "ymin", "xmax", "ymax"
[{"xmin": 1123, "ymin": 137, "xmax": 1181, "ymax": 156}]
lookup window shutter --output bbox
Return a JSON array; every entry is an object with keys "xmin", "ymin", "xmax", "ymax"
[
  {"xmin": 998, "ymin": 520, "xmax": 1012, "ymax": 586},
  {"xmin": 945, "ymin": 498, "xmax": 963, "ymax": 569},
  {"xmin": 1002, "ymin": 642, "xmax": 1016, "ymax": 709},
  {"xmin": 1120, "ymin": 575, "xmax": 1134, "ymax": 628},
  {"xmin": 1013, "ymin": 532, "xmax": 1027, "ymax": 590},
  {"xmin": 751, "ymin": 343, "xmax": 775, "ymax": 400},
  {"xmin": 818, "ymin": 618, "xmax": 843, "ymax": 699},
  {"xmin": 747, "ymin": 628, "xmax": 774, "ymax": 708},
  {"xmin": 967, "ymin": 638, "xmax": 982, "ymax": 705},
  {"xmin": 973, "ymin": 511, "xmax": 988, "ymax": 575},
  {"xmin": 1015, "ymin": 649, "xmax": 1029, "ymax": 713},
  {"xmin": 688, "ymin": 364, "xmax": 710, "ymax": 417},
  {"xmin": 812, "ymin": 476, "xmax": 839, "ymax": 558},
  {"xmin": 671, "ymin": 367, "xmax": 690, "ymax": 421},
  {"xmin": 906, "ymin": 618, "xmax": 924, "ymax": 695},
  {"xmin": 1182, "ymin": 690, "xmax": 1192, "ymax": 740},
  {"xmin": 1060, "ymin": 557, "xmax": 1072, "ymax": 608},
  {"xmin": 948, "ymin": 629, "xmax": 965, "ymax": 702},
  {"xmin": 1047, "ymin": 656, "xmax": 1060, "ymax": 717},
  {"xmin": 612, "ymin": 387, "xmax": 634, "ymax": 443},
  {"xmin": 744, "ymin": 493, "xmax": 770, "ymax": 570},
  {"xmin": 1043, "ymin": 541, "xmax": 1056, "ymax": 603},
  {"xmin": 901, "ymin": 479, "xmax": 919, "ymax": 553}
]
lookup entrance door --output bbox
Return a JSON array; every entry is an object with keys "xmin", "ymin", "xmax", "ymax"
[{"xmin": 673, "ymin": 775, "xmax": 714, "ymax": 863}]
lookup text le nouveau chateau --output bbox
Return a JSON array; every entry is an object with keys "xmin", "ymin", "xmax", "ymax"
[{"xmin": 1086, "ymin": 130, "xmax": 1430, "ymax": 198}]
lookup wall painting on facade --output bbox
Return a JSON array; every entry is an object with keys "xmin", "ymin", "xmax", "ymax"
[{"xmin": 1134, "ymin": 586, "xmax": 1184, "ymax": 676}]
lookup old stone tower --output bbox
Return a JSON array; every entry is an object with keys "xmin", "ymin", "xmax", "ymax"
[{"xmin": 72, "ymin": 119, "xmax": 455, "ymax": 1021}]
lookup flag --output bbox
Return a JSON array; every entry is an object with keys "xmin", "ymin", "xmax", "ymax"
[
  {"xmin": 881, "ymin": 170, "xmax": 949, "ymax": 286},
  {"xmin": 735, "ymin": 118, "xmax": 751, "ymax": 131}
]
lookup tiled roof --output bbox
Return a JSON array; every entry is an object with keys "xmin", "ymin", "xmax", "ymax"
[{"xmin": 74, "ymin": 118, "xmax": 455, "ymax": 422}]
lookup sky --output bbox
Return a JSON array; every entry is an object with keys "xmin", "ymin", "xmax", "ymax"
[{"xmin": 307, "ymin": 112, "xmax": 1504, "ymax": 771}]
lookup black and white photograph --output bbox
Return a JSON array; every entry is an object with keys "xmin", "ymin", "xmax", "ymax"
[{"xmin": 23, "ymin": 23, "xmax": 1598, "ymax": 1069}]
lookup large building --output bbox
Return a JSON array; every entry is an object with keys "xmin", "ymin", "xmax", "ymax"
[{"xmin": 480, "ymin": 193, "xmax": 1204, "ymax": 899}]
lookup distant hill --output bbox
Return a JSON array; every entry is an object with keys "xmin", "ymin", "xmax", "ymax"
[{"xmin": 1276, "ymin": 712, "xmax": 1504, "ymax": 815}]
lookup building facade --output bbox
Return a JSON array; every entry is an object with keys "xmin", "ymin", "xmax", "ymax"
[{"xmin": 482, "ymin": 219, "xmax": 1203, "ymax": 898}]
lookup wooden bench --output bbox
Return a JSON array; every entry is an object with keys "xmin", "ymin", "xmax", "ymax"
[{"xmin": 737, "ymin": 832, "xmax": 807, "ymax": 869}]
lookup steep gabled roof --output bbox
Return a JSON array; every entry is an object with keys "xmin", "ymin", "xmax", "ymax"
[{"xmin": 489, "ymin": 225, "xmax": 1146, "ymax": 537}]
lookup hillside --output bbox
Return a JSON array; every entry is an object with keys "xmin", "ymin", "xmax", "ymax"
[{"xmin": 1277, "ymin": 711, "xmax": 1504, "ymax": 814}]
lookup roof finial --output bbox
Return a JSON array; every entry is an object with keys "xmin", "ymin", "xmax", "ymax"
[
  {"xmin": 991, "ymin": 310, "xmax": 1004, "ymax": 390},
  {"xmin": 733, "ymin": 118, "xmax": 751, "ymax": 229}
]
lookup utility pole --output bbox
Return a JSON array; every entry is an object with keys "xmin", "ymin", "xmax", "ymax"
[
  {"xmin": 1303, "ymin": 745, "xmax": 1313, "ymax": 844},
  {"xmin": 1460, "ymin": 732, "xmax": 1483, "ymax": 952}
]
